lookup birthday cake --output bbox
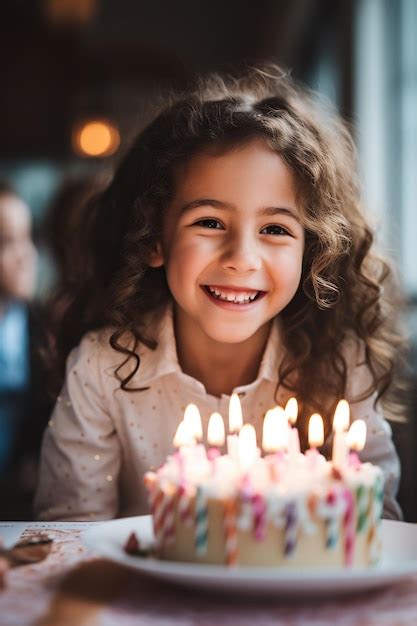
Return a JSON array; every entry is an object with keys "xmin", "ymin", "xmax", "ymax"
[{"xmin": 143, "ymin": 399, "xmax": 384, "ymax": 568}]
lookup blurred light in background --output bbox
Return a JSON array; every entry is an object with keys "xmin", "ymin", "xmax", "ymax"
[
  {"xmin": 72, "ymin": 119, "xmax": 120, "ymax": 158},
  {"xmin": 42, "ymin": 0, "xmax": 98, "ymax": 28}
]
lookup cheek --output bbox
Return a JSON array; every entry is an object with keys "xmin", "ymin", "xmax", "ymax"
[
  {"xmin": 164, "ymin": 239, "xmax": 208, "ymax": 291},
  {"xmin": 270, "ymin": 247, "xmax": 303, "ymax": 288}
]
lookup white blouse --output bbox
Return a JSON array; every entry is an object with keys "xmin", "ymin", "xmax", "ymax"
[{"xmin": 34, "ymin": 307, "xmax": 402, "ymax": 521}]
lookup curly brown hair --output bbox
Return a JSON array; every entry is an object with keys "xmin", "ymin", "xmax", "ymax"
[{"xmin": 46, "ymin": 64, "xmax": 406, "ymax": 442}]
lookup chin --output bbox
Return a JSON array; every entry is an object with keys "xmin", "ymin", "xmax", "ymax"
[{"xmin": 201, "ymin": 324, "xmax": 262, "ymax": 345}]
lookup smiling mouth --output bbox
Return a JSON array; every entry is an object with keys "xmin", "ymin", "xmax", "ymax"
[{"xmin": 202, "ymin": 285, "xmax": 265, "ymax": 304}]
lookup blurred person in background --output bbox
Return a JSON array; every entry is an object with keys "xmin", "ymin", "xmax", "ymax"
[
  {"xmin": 45, "ymin": 174, "xmax": 107, "ymax": 289},
  {"xmin": 0, "ymin": 182, "xmax": 51, "ymax": 518},
  {"xmin": 42, "ymin": 173, "xmax": 109, "ymax": 395}
]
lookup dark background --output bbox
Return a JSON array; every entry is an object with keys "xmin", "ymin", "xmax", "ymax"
[{"xmin": 0, "ymin": 0, "xmax": 354, "ymax": 157}]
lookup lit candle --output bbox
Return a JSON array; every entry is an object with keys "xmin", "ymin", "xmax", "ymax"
[
  {"xmin": 183, "ymin": 403, "xmax": 205, "ymax": 462},
  {"xmin": 238, "ymin": 423, "xmax": 258, "ymax": 474},
  {"xmin": 262, "ymin": 406, "xmax": 289, "ymax": 454},
  {"xmin": 183, "ymin": 403, "xmax": 203, "ymax": 442},
  {"xmin": 332, "ymin": 399, "xmax": 350, "ymax": 469},
  {"xmin": 207, "ymin": 411, "xmax": 225, "ymax": 459},
  {"xmin": 346, "ymin": 419, "xmax": 367, "ymax": 468},
  {"xmin": 306, "ymin": 413, "xmax": 324, "ymax": 468},
  {"xmin": 173, "ymin": 419, "xmax": 196, "ymax": 449},
  {"xmin": 285, "ymin": 397, "xmax": 298, "ymax": 425},
  {"xmin": 227, "ymin": 393, "xmax": 243, "ymax": 463},
  {"xmin": 173, "ymin": 419, "xmax": 196, "ymax": 479},
  {"xmin": 308, "ymin": 413, "xmax": 324, "ymax": 449},
  {"xmin": 284, "ymin": 397, "xmax": 301, "ymax": 461}
]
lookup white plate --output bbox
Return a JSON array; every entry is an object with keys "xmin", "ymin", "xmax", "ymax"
[{"xmin": 82, "ymin": 516, "xmax": 417, "ymax": 596}]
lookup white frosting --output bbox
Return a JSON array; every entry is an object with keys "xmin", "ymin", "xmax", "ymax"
[
  {"xmin": 155, "ymin": 446, "xmax": 382, "ymax": 491},
  {"xmin": 151, "ymin": 446, "xmax": 383, "ymax": 532}
]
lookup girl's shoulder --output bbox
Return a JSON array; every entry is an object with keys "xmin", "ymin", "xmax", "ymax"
[
  {"xmin": 67, "ymin": 308, "xmax": 176, "ymax": 389},
  {"xmin": 67, "ymin": 326, "xmax": 146, "ymax": 371},
  {"xmin": 65, "ymin": 328, "xmax": 128, "ymax": 394},
  {"xmin": 68, "ymin": 327, "xmax": 118, "ymax": 370},
  {"xmin": 340, "ymin": 335, "xmax": 375, "ymax": 401}
]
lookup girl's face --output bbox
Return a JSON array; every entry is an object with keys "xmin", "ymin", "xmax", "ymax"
[{"xmin": 151, "ymin": 138, "xmax": 305, "ymax": 345}]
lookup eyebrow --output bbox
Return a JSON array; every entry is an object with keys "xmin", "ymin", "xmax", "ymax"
[{"xmin": 178, "ymin": 198, "xmax": 300, "ymax": 221}]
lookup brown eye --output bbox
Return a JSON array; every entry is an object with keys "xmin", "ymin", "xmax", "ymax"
[
  {"xmin": 194, "ymin": 219, "xmax": 223, "ymax": 229},
  {"xmin": 260, "ymin": 224, "xmax": 290, "ymax": 236}
]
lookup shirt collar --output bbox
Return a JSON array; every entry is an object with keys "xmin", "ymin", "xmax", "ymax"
[
  {"xmin": 135, "ymin": 303, "xmax": 282, "ymax": 387},
  {"xmin": 256, "ymin": 317, "xmax": 283, "ymax": 384},
  {"xmin": 132, "ymin": 304, "xmax": 180, "ymax": 386}
]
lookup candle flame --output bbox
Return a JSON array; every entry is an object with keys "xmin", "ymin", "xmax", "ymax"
[
  {"xmin": 346, "ymin": 419, "xmax": 367, "ymax": 452},
  {"xmin": 207, "ymin": 412, "xmax": 225, "ymax": 447},
  {"xmin": 238, "ymin": 424, "xmax": 257, "ymax": 472},
  {"xmin": 284, "ymin": 397, "xmax": 298, "ymax": 425},
  {"xmin": 183, "ymin": 403, "xmax": 203, "ymax": 442},
  {"xmin": 308, "ymin": 413, "xmax": 324, "ymax": 448},
  {"xmin": 333, "ymin": 399, "xmax": 350, "ymax": 433},
  {"xmin": 262, "ymin": 406, "xmax": 289, "ymax": 453},
  {"xmin": 229, "ymin": 393, "xmax": 243, "ymax": 434},
  {"xmin": 173, "ymin": 420, "xmax": 195, "ymax": 448}
]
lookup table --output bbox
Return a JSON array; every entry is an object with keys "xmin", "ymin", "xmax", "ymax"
[{"xmin": 1, "ymin": 521, "xmax": 417, "ymax": 626}]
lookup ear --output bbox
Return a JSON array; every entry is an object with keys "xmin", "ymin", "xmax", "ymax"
[{"xmin": 148, "ymin": 241, "xmax": 164, "ymax": 268}]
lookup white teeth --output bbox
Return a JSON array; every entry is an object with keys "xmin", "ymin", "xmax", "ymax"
[{"xmin": 206, "ymin": 286, "xmax": 259, "ymax": 304}]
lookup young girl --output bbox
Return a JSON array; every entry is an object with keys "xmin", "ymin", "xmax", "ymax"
[{"xmin": 35, "ymin": 64, "xmax": 405, "ymax": 522}]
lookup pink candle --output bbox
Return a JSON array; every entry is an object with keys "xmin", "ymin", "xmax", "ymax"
[{"xmin": 346, "ymin": 419, "xmax": 367, "ymax": 470}]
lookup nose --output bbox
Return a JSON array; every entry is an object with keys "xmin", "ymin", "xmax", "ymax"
[{"xmin": 220, "ymin": 231, "xmax": 262, "ymax": 273}]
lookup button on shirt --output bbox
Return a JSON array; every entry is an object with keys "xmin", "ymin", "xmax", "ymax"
[{"xmin": 34, "ymin": 306, "xmax": 402, "ymax": 521}]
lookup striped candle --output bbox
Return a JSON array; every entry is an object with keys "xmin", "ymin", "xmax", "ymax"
[
  {"xmin": 326, "ymin": 517, "xmax": 339, "ymax": 549},
  {"xmin": 237, "ymin": 497, "xmax": 252, "ymax": 531},
  {"xmin": 368, "ymin": 476, "xmax": 384, "ymax": 564},
  {"xmin": 223, "ymin": 498, "xmax": 238, "ymax": 565},
  {"xmin": 195, "ymin": 486, "xmax": 208, "ymax": 555},
  {"xmin": 342, "ymin": 488, "xmax": 355, "ymax": 566},
  {"xmin": 373, "ymin": 475, "xmax": 384, "ymax": 521},
  {"xmin": 252, "ymin": 493, "xmax": 267, "ymax": 541},
  {"xmin": 162, "ymin": 489, "xmax": 176, "ymax": 544},
  {"xmin": 284, "ymin": 501, "xmax": 298, "ymax": 557},
  {"xmin": 321, "ymin": 490, "xmax": 341, "ymax": 549},
  {"xmin": 355, "ymin": 485, "xmax": 370, "ymax": 533},
  {"xmin": 237, "ymin": 474, "xmax": 253, "ymax": 530},
  {"xmin": 153, "ymin": 488, "xmax": 171, "ymax": 544},
  {"xmin": 178, "ymin": 484, "xmax": 194, "ymax": 527}
]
